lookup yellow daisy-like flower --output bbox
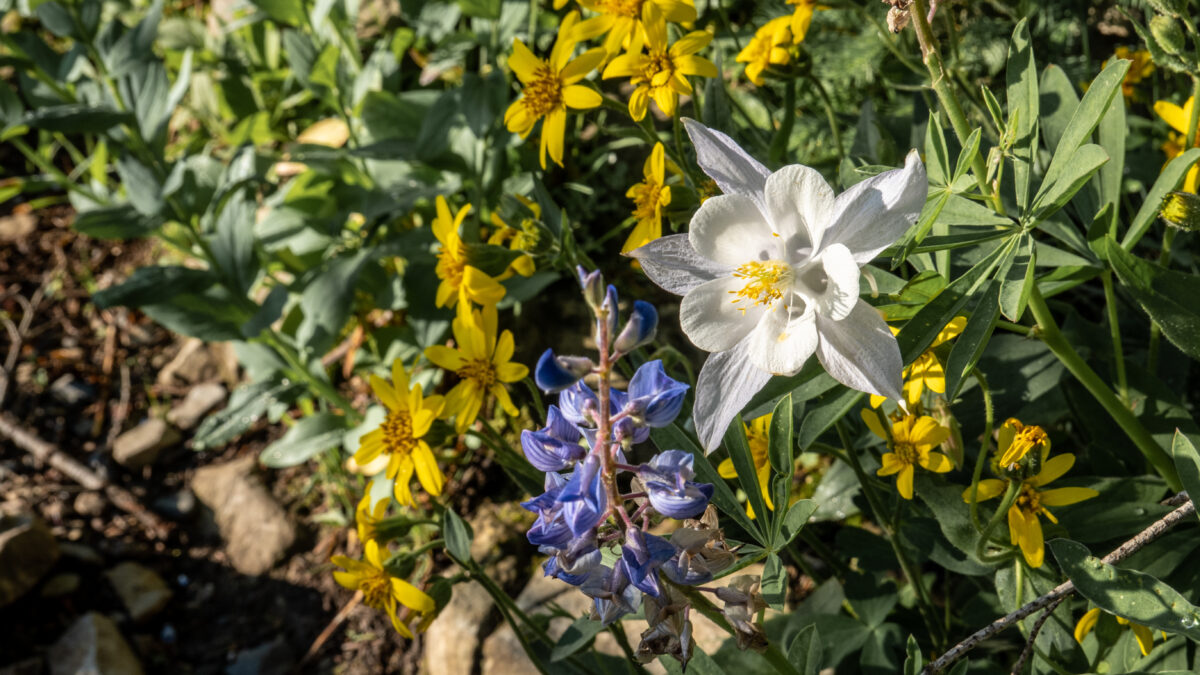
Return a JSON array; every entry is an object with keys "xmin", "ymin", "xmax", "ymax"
[
  {"xmin": 488, "ymin": 195, "xmax": 541, "ymax": 278},
  {"xmin": 965, "ymin": 450, "xmax": 1098, "ymax": 568},
  {"xmin": 1153, "ymin": 96, "xmax": 1198, "ymax": 193},
  {"xmin": 870, "ymin": 317, "xmax": 966, "ymax": 409},
  {"xmin": 505, "ymin": 11, "xmax": 606, "ymax": 169},
  {"xmin": 332, "ymin": 539, "xmax": 435, "ymax": 638},
  {"xmin": 995, "ymin": 417, "xmax": 1049, "ymax": 469},
  {"xmin": 356, "ymin": 489, "xmax": 389, "ymax": 546},
  {"xmin": 355, "ymin": 360, "xmax": 446, "ymax": 507},
  {"xmin": 785, "ymin": 0, "xmax": 821, "ymax": 42},
  {"xmin": 575, "ymin": 0, "xmax": 697, "ymax": 59},
  {"xmin": 425, "ymin": 304, "xmax": 529, "ymax": 433},
  {"xmin": 601, "ymin": 7, "xmax": 717, "ymax": 122},
  {"xmin": 622, "ymin": 142, "xmax": 672, "ymax": 254},
  {"xmin": 1107, "ymin": 47, "xmax": 1153, "ymax": 100},
  {"xmin": 717, "ymin": 413, "xmax": 774, "ymax": 519},
  {"xmin": 1074, "ymin": 607, "xmax": 1162, "ymax": 657},
  {"xmin": 432, "ymin": 196, "xmax": 506, "ymax": 310},
  {"xmin": 736, "ymin": 16, "xmax": 794, "ymax": 87},
  {"xmin": 865, "ymin": 412, "xmax": 953, "ymax": 500}
]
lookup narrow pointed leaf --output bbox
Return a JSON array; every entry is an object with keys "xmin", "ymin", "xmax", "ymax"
[
  {"xmin": 1171, "ymin": 432, "xmax": 1200, "ymax": 524},
  {"xmin": 787, "ymin": 624, "xmax": 822, "ymax": 675},
  {"xmin": 945, "ymin": 279, "xmax": 1001, "ymax": 399}
]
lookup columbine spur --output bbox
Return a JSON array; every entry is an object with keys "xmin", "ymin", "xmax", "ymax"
[{"xmin": 630, "ymin": 119, "xmax": 927, "ymax": 451}]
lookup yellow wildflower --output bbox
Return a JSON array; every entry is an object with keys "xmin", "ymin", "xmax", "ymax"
[
  {"xmin": 870, "ymin": 317, "xmax": 966, "ymax": 409},
  {"xmin": 995, "ymin": 417, "xmax": 1048, "ymax": 469},
  {"xmin": 356, "ymin": 490, "xmax": 388, "ymax": 545},
  {"xmin": 1107, "ymin": 47, "xmax": 1154, "ymax": 100},
  {"xmin": 601, "ymin": 6, "xmax": 717, "ymax": 121},
  {"xmin": 736, "ymin": 16, "xmax": 793, "ymax": 87},
  {"xmin": 1074, "ymin": 607, "xmax": 1161, "ymax": 657},
  {"xmin": 1153, "ymin": 96, "xmax": 1198, "ymax": 193},
  {"xmin": 717, "ymin": 413, "xmax": 774, "ymax": 519},
  {"xmin": 966, "ymin": 449, "xmax": 1098, "ymax": 568},
  {"xmin": 785, "ymin": 0, "xmax": 820, "ymax": 42},
  {"xmin": 332, "ymin": 539, "xmax": 435, "ymax": 638},
  {"xmin": 622, "ymin": 142, "xmax": 672, "ymax": 254},
  {"xmin": 432, "ymin": 196, "xmax": 506, "ymax": 310},
  {"xmin": 425, "ymin": 304, "xmax": 529, "ymax": 433},
  {"xmin": 865, "ymin": 412, "xmax": 953, "ymax": 500},
  {"xmin": 488, "ymin": 195, "xmax": 541, "ymax": 278},
  {"xmin": 505, "ymin": 12, "xmax": 606, "ymax": 168},
  {"xmin": 355, "ymin": 360, "xmax": 446, "ymax": 507},
  {"xmin": 575, "ymin": 0, "xmax": 697, "ymax": 59}
]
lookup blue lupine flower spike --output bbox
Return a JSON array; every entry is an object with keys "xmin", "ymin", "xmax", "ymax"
[
  {"xmin": 534, "ymin": 349, "xmax": 594, "ymax": 393},
  {"xmin": 614, "ymin": 300, "xmax": 659, "ymax": 353}
]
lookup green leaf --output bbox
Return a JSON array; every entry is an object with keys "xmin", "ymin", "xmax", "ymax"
[
  {"xmin": 1030, "ymin": 144, "xmax": 1109, "ymax": 223},
  {"xmin": 902, "ymin": 635, "xmax": 923, "ymax": 675},
  {"xmin": 25, "ymin": 105, "xmax": 132, "ymax": 133},
  {"xmin": 797, "ymin": 386, "xmax": 861, "ymax": 451},
  {"xmin": 998, "ymin": 232, "xmax": 1036, "ymax": 321},
  {"xmin": 1097, "ymin": 83, "xmax": 1126, "ymax": 210},
  {"xmin": 937, "ymin": 194, "xmax": 1014, "ymax": 227},
  {"xmin": 464, "ymin": 242, "xmax": 524, "ymax": 277},
  {"xmin": 35, "ymin": 2, "xmax": 76, "ymax": 38},
  {"xmin": 1039, "ymin": 58, "xmax": 1128, "ymax": 196},
  {"xmin": 778, "ymin": 499, "xmax": 818, "ymax": 549},
  {"xmin": 1037, "ymin": 65, "xmax": 1081, "ymax": 159},
  {"xmin": 443, "ymin": 509, "xmax": 473, "ymax": 562},
  {"xmin": 652, "ymin": 424, "xmax": 761, "ymax": 541},
  {"xmin": 260, "ymin": 413, "xmax": 348, "ymax": 467},
  {"xmin": 72, "ymin": 205, "xmax": 162, "ymax": 240},
  {"xmin": 141, "ymin": 286, "xmax": 250, "ymax": 342},
  {"xmin": 1121, "ymin": 148, "xmax": 1200, "ymax": 249},
  {"xmin": 762, "ymin": 552, "xmax": 786, "ymax": 611},
  {"xmin": 787, "ymin": 624, "xmax": 822, "ymax": 675},
  {"xmin": 551, "ymin": 617, "xmax": 604, "ymax": 662},
  {"xmin": 767, "ymin": 394, "xmax": 795, "ymax": 545},
  {"xmin": 951, "ymin": 128, "xmax": 981, "ymax": 185},
  {"xmin": 210, "ymin": 190, "xmax": 258, "ymax": 295},
  {"xmin": 1106, "ymin": 237, "xmax": 1200, "ymax": 361},
  {"xmin": 944, "ymin": 279, "xmax": 1001, "ymax": 399},
  {"xmin": 296, "ymin": 249, "xmax": 370, "ymax": 355},
  {"xmin": 249, "ymin": 0, "xmax": 307, "ymax": 25},
  {"xmin": 924, "ymin": 113, "xmax": 951, "ymax": 187},
  {"xmin": 93, "ymin": 266, "xmax": 216, "ymax": 309},
  {"xmin": 1050, "ymin": 539, "xmax": 1200, "ymax": 641},
  {"xmin": 457, "ymin": 0, "xmax": 501, "ymax": 20},
  {"xmin": 193, "ymin": 376, "xmax": 303, "ymax": 450},
  {"xmin": 724, "ymin": 417, "xmax": 770, "ymax": 535},
  {"xmin": 1171, "ymin": 432, "xmax": 1200, "ymax": 524},
  {"xmin": 115, "ymin": 155, "xmax": 163, "ymax": 218},
  {"xmin": 1006, "ymin": 18, "xmax": 1038, "ymax": 210}
]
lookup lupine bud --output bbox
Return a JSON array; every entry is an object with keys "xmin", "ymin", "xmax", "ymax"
[
  {"xmin": 577, "ymin": 266, "xmax": 606, "ymax": 311},
  {"xmin": 1150, "ymin": 15, "xmax": 1186, "ymax": 56},
  {"xmin": 613, "ymin": 300, "xmax": 659, "ymax": 353},
  {"xmin": 534, "ymin": 349, "xmax": 594, "ymax": 392},
  {"xmin": 1162, "ymin": 191, "xmax": 1200, "ymax": 231},
  {"xmin": 598, "ymin": 285, "xmax": 620, "ymax": 344}
]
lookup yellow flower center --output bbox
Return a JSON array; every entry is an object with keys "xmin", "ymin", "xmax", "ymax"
[
  {"xmin": 359, "ymin": 567, "xmax": 393, "ymax": 611},
  {"xmin": 730, "ymin": 260, "xmax": 792, "ymax": 310},
  {"xmin": 458, "ymin": 358, "xmax": 498, "ymax": 389},
  {"xmin": 638, "ymin": 49, "xmax": 675, "ymax": 87},
  {"xmin": 381, "ymin": 410, "xmax": 418, "ymax": 457},
  {"xmin": 894, "ymin": 442, "xmax": 918, "ymax": 464},
  {"xmin": 522, "ymin": 66, "xmax": 564, "ymax": 119},
  {"xmin": 630, "ymin": 179, "xmax": 665, "ymax": 222},
  {"xmin": 1016, "ymin": 483, "xmax": 1054, "ymax": 521},
  {"xmin": 437, "ymin": 246, "xmax": 466, "ymax": 290},
  {"xmin": 595, "ymin": 0, "xmax": 644, "ymax": 18}
]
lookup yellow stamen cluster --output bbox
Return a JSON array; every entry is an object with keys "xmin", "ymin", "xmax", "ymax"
[
  {"xmin": 381, "ymin": 410, "xmax": 417, "ymax": 456},
  {"xmin": 519, "ymin": 66, "xmax": 564, "ymax": 119},
  {"xmin": 458, "ymin": 358, "xmax": 498, "ymax": 390},
  {"xmin": 730, "ymin": 260, "xmax": 792, "ymax": 310}
]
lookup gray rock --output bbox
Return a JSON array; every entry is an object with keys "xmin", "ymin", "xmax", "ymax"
[
  {"xmin": 422, "ymin": 580, "xmax": 495, "ymax": 675},
  {"xmin": 112, "ymin": 419, "xmax": 181, "ymax": 469},
  {"xmin": 48, "ymin": 612, "xmax": 143, "ymax": 675},
  {"xmin": 152, "ymin": 490, "xmax": 195, "ymax": 520},
  {"xmin": 104, "ymin": 562, "xmax": 172, "ymax": 622},
  {"xmin": 226, "ymin": 636, "xmax": 291, "ymax": 675},
  {"xmin": 0, "ymin": 511, "xmax": 59, "ymax": 606},
  {"xmin": 0, "ymin": 213, "xmax": 36, "ymax": 243},
  {"xmin": 58, "ymin": 543, "xmax": 103, "ymax": 566},
  {"xmin": 166, "ymin": 382, "xmax": 227, "ymax": 430},
  {"xmin": 191, "ymin": 457, "xmax": 295, "ymax": 575},
  {"xmin": 49, "ymin": 374, "xmax": 95, "ymax": 407},
  {"xmin": 41, "ymin": 573, "xmax": 81, "ymax": 598},
  {"xmin": 158, "ymin": 339, "xmax": 219, "ymax": 387}
]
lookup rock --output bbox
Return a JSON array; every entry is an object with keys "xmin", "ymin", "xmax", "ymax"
[
  {"xmin": 226, "ymin": 636, "xmax": 291, "ymax": 675},
  {"xmin": 191, "ymin": 457, "xmax": 295, "ymax": 575},
  {"xmin": 0, "ymin": 511, "xmax": 59, "ymax": 606},
  {"xmin": 49, "ymin": 374, "xmax": 95, "ymax": 407},
  {"xmin": 41, "ymin": 573, "xmax": 81, "ymax": 598},
  {"xmin": 48, "ymin": 612, "xmax": 144, "ymax": 675},
  {"xmin": 74, "ymin": 492, "xmax": 105, "ymax": 517},
  {"xmin": 112, "ymin": 419, "xmax": 181, "ymax": 469},
  {"xmin": 105, "ymin": 562, "xmax": 173, "ymax": 622},
  {"xmin": 422, "ymin": 580, "xmax": 496, "ymax": 675},
  {"xmin": 166, "ymin": 382, "xmax": 226, "ymax": 430},
  {"xmin": 0, "ymin": 657, "xmax": 42, "ymax": 675},
  {"xmin": 0, "ymin": 213, "xmax": 36, "ymax": 243},
  {"xmin": 152, "ymin": 490, "xmax": 195, "ymax": 520}
]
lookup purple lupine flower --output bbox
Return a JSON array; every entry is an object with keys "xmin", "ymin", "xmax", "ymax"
[
  {"xmin": 661, "ymin": 527, "xmax": 735, "ymax": 586},
  {"xmin": 614, "ymin": 300, "xmax": 659, "ymax": 353},
  {"xmin": 534, "ymin": 349, "xmax": 594, "ymax": 393},
  {"xmin": 624, "ymin": 360, "xmax": 689, "ymax": 428},
  {"xmin": 522, "ymin": 473, "xmax": 573, "ymax": 549},
  {"xmin": 521, "ymin": 405, "xmax": 587, "ymax": 472},
  {"xmin": 559, "ymin": 381, "xmax": 599, "ymax": 427},
  {"xmin": 558, "ymin": 455, "xmax": 609, "ymax": 536},
  {"xmin": 620, "ymin": 528, "xmax": 676, "ymax": 597},
  {"xmin": 543, "ymin": 543, "xmax": 603, "ymax": 586},
  {"xmin": 582, "ymin": 564, "xmax": 642, "ymax": 625},
  {"xmin": 639, "ymin": 450, "xmax": 715, "ymax": 519}
]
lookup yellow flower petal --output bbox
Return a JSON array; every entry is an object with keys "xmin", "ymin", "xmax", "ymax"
[
  {"xmin": 920, "ymin": 451, "xmax": 954, "ymax": 473},
  {"xmin": 413, "ymin": 441, "xmax": 444, "ymax": 497},
  {"xmin": 897, "ymin": 464, "xmax": 915, "ymax": 499},
  {"xmin": 563, "ymin": 84, "xmax": 602, "ymax": 110},
  {"xmin": 1014, "ymin": 508, "xmax": 1044, "ymax": 567},
  {"xmin": 425, "ymin": 345, "xmax": 465, "ymax": 371},
  {"xmin": 392, "ymin": 577, "xmax": 436, "ymax": 613},
  {"xmin": 508, "ymin": 39, "xmax": 543, "ymax": 82},
  {"xmin": 717, "ymin": 457, "xmax": 737, "ymax": 479},
  {"xmin": 561, "ymin": 48, "xmax": 606, "ymax": 84},
  {"xmin": 542, "ymin": 108, "xmax": 567, "ymax": 168},
  {"xmin": 877, "ymin": 452, "xmax": 905, "ymax": 476},
  {"xmin": 1037, "ymin": 486, "xmax": 1099, "ymax": 506},
  {"xmin": 1074, "ymin": 607, "xmax": 1101, "ymax": 643},
  {"xmin": 1131, "ymin": 622, "xmax": 1155, "ymax": 656},
  {"xmin": 1031, "ymin": 453, "xmax": 1075, "ymax": 487},
  {"xmin": 861, "ymin": 408, "xmax": 888, "ymax": 441},
  {"xmin": 1154, "ymin": 97, "xmax": 1194, "ymax": 135},
  {"xmin": 963, "ymin": 478, "xmax": 1007, "ymax": 503}
]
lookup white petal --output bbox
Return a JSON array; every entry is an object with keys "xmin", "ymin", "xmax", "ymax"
[
  {"xmin": 683, "ymin": 118, "xmax": 770, "ymax": 212},
  {"xmin": 745, "ymin": 300, "xmax": 818, "ymax": 376},
  {"xmin": 629, "ymin": 234, "xmax": 732, "ymax": 296},
  {"xmin": 815, "ymin": 300, "xmax": 903, "ymax": 401},
  {"xmin": 680, "ymin": 276, "xmax": 763, "ymax": 353},
  {"xmin": 694, "ymin": 339, "xmax": 772, "ymax": 453},
  {"xmin": 813, "ymin": 243, "xmax": 860, "ymax": 321},
  {"xmin": 764, "ymin": 164, "xmax": 834, "ymax": 254},
  {"xmin": 689, "ymin": 194, "xmax": 779, "ymax": 267},
  {"xmin": 822, "ymin": 149, "xmax": 927, "ymax": 264}
]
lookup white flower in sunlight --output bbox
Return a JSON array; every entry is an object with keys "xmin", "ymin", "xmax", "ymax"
[{"xmin": 630, "ymin": 119, "xmax": 926, "ymax": 452}]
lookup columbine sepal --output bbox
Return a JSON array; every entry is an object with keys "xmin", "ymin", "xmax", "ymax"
[
  {"xmin": 613, "ymin": 300, "xmax": 659, "ymax": 353},
  {"xmin": 534, "ymin": 349, "xmax": 594, "ymax": 393},
  {"xmin": 639, "ymin": 450, "xmax": 714, "ymax": 519}
]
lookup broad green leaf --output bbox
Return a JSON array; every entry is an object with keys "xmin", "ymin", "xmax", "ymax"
[
  {"xmin": 115, "ymin": 155, "xmax": 163, "ymax": 218},
  {"xmin": 442, "ymin": 509, "xmax": 473, "ymax": 562},
  {"xmin": 844, "ymin": 572, "xmax": 897, "ymax": 629},
  {"xmin": 25, "ymin": 105, "xmax": 132, "ymax": 133},
  {"xmin": 1097, "ymin": 85, "xmax": 1126, "ymax": 210},
  {"xmin": 1121, "ymin": 148, "xmax": 1200, "ymax": 249},
  {"xmin": 1039, "ymin": 58, "xmax": 1128, "ymax": 194},
  {"xmin": 1106, "ymin": 237, "xmax": 1200, "ymax": 361},
  {"xmin": 1030, "ymin": 144, "xmax": 1109, "ymax": 223},
  {"xmin": 1171, "ymin": 432, "xmax": 1200, "ymax": 524},
  {"xmin": 724, "ymin": 417, "xmax": 770, "ymax": 535},
  {"xmin": 1038, "ymin": 65, "xmax": 1080, "ymax": 158},
  {"xmin": 296, "ymin": 249, "xmax": 370, "ymax": 355},
  {"xmin": 361, "ymin": 90, "xmax": 438, "ymax": 142},
  {"xmin": 787, "ymin": 624, "xmax": 822, "ymax": 675},
  {"xmin": 937, "ymin": 194, "xmax": 1014, "ymax": 227},
  {"xmin": 35, "ymin": 2, "xmax": 76, "ymax": 37},
  {"xmin": 93, "ymin": 266, "xmax": 216, "ymax": 309},
  {"xmin": 778, "ymin": 499, "xmax": 818, "ymax": 548},
  {"xmin": 210, "ymin": 191, "xmax": 258, "ymax": 295},
  {"xmin": 797, "ymin": 386, "xmax": 861, "ymax": 450},
  {"xmin": 652, "ymin": 424, "xmax": 761, "ymax": 541},
  {"xmin": 193, "ymin": 376, "xmax": 303, "ymax": 450},
  {"xmin": 1006, "ymin": 18, "xmax": 1038, "ymax": 210},
  {"xmin": 902, "ymin": 635, "xmax": 923, "ymax": 675},
  {"xmin": 915, "ymin": 477, "xmax": 988, "ymax": 569},
  {"xmin": 72, "ymin": 205, "xmax": 161, "ymax": 240},
  {"xmin": 249, "ymin": 0, "xmax": 308, "ymax": 25},
  {"xmin": 241, "ymin": 285, "xmax": 289, "ymax": 339},
  {"xmin": 1050, "ymin": 539, "xmax": 1200, "ymax": 641},
  {"xmin": 260, "ymin": 413, "xmax": 348, "ymax": 467},
  {"xmin": 998, "ymin": 233, "xmax": 1035, "ymax": 321},
  {"xmin": 762, "ymin": 552, "xmax": 786, "ymax": 611},
  {"xmin": 944, "ymin": 278, "xmax": 1001, "ymax": 399},
  {"xmin": 551, "ymin": 617, "xmax": 604, "ymax": 662}
]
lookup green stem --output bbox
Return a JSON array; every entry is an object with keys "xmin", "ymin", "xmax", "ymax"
[
  {"xmin": 1101, "ymin": 271, "xmax": 1129, "ymax": 404},
  {"xmin": 855, "ymin": 5, "xmax": 925, "ymax": 76},
  {"xmin": 805, "ymin": 73, "xmax": 844, "ymax": 163},
  {"xmin": 1027, "ymin": 286, "xmax": 1180, "ymax": 490},
  {"xmin": 967, "ymin": 368, "xmax": 994, "ymax": 531},
  {"xmin": 975, "ymin": 479, "xmax": 1020, "ymax": 562},
  {"xmin": 264, "ymin": 331, "xmax": 363, "ymax": 423}
]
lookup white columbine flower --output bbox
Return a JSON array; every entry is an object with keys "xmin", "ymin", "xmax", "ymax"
[{"xmin": 630, "ymin": 120, "xmax": 926, "ymax": 452}]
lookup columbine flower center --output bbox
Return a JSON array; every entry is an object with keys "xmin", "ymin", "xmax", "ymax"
[
  {"xmin": 893, "ymin": 442, "xmax": 918, "ymax": 463},
  {"xmin": 522, "ymin": 66, "xmax": 563, "ymax": 118},
  {"xmin": 631, "ymin": 180, "xmax": 665, "ymax": 221},
  {"xmin": 359, "ymin": 569, "xmax": 392, "ymax": 611},
  {"xmin": 459, "ymin": 358, "xmax": 498, "ymax": 389},
  {"xmin": 730, "ymin": 260, "xmax": 792, "ymax": 310},
  {"xmin": 382, "ymin": 410, "xmax": 417, "ymax": 456}
]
